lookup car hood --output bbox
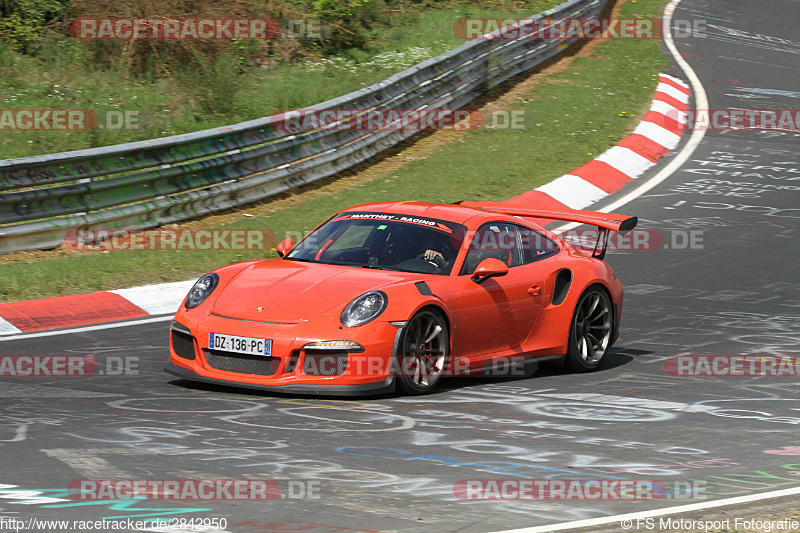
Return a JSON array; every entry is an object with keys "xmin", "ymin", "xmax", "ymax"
[{"xmin": 211, "ymin": 259, "xmax": 417, "ymax": 322}]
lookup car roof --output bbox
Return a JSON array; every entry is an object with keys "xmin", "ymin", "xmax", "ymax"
[{"xmin": 344, "ymin": 201, "xmax": 507, "ymax": 226}]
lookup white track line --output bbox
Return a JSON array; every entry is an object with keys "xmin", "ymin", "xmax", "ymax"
[
  {"xmin": 552, "ymin": 0, "xmax": 708, "ymax": 234},
  {"xmin": 0, "ymin": 315, "xmax": 173, "ymax": 342},
  {"xmin": 592, "ymin": 0, "xmax": 708, "ymax": 215}
]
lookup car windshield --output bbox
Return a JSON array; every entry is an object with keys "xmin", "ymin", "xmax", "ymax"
[{"xmin": 286, "ymin": 212, "xmax": 467, "ymax": 275}]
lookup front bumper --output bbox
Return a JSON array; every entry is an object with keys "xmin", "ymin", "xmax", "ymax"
[
  {"xmin": 166, "ymin": 312, "xmax": 402, "ymax": 396},
  {"xmin": 164, "ymin": 362, "xmax": 395, "ymax": 396}
]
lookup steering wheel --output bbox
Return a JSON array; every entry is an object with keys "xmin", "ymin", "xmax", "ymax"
[{"xmin": 414, "ymin": 252, "xmax": 446, "ymax": 270}]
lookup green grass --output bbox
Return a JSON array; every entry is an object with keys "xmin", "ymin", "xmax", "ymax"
[
  {"xmin": 0, "ymin": 3, "xmax": 556, "ymax": 160},
  {"xmin": 0, "ymin": 0, "xmax": 669, "ymax": 302}
]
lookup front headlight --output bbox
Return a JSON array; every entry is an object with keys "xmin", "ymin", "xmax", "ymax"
[
  {"xmin": 185, "ymin": 273, "xmax": 219, "ymax": 309},
  {"xmin": 341, "ymin": 291, "xmax": 387, "ymax": 327}
]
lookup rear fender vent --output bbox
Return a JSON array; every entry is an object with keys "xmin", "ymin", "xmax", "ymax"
[{"xmin": 552, "ymin": 269, "xmax": 573, "ymax": 306}]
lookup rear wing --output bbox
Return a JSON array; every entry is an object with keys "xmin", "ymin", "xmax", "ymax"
[{"xmin": 455, "ymin": 201, "xmax": 638, "ymax": 260}]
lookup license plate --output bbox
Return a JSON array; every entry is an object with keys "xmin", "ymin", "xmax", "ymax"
[{"xmin": 209, "ymin": 332, "xmax": 272, "ymax": 356}]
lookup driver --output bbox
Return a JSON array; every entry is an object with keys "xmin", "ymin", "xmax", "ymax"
[
  {"xmin": 420, "ymin": 235, "xmax": 453, "ymax": 270},
  {"xmin": 422, "ymin": 248, "xmax": 446, "ymax": 267},
  {"xmin": 384, "ymin": 225, "xmax": 457, "ymax": 270}
]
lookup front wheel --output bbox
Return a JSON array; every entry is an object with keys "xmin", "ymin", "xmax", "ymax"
[
  {"xmin": 566, "ymin": 287, "xmax": 613, "ymax": 372},
  {"xmin": 397, "ymin": 309, "xmax": 449, "ymax": 394}
]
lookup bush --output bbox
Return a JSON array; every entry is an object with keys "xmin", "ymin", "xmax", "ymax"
[{"xmin": 0, "ymin": 0, "xmax": 69, "ymax": 52}]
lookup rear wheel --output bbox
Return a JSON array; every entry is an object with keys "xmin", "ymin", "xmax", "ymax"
[
  {"xmin": 566, "ymin": 287, "xmax": 613, "ymax": 372},
  {"xmin": 397, "ymin": 309, "xmax": 449, "ymax": 394}
]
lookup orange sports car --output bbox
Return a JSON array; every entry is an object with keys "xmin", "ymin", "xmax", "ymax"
[{"xmin": 165, "ymin": 200, "xmax": 637, "ymax": 395}]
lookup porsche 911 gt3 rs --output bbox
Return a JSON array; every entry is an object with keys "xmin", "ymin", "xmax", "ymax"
[{"xmin": 165, "ymin": 200, "xmax": 637, "ymax": 395}]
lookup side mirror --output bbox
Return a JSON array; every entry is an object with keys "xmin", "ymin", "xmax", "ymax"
[
  {"xmin": 275, "ymin": 238, "xmax": 295, "ymax": 258},
  {"xmin": 471, "ymin": 258, "xmax": 508, "ymax": 284}
]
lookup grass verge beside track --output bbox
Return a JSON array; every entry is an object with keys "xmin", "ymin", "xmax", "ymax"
[
  {"xmin": 0, "ymin": 0, "xmax": 668, "ymax": 303},
  {"xmin": 0, "ymin": 3, "xmax": 556, "ymax": 159}
]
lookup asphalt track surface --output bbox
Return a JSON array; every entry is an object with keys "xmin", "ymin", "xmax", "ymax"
[{"xmin": 1, "ymin": 1, "xmax": 799, "ymax": 532}]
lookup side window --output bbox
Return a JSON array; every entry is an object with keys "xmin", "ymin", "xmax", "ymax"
[
  {"xmin": 516, "ymin": 225, "xmax": 559, "ymax": 264},
  {"xmin": 460, "ymin": 222, "xmax": 522, "ymax": 275},
  {"xmin": 460, "ymin": 222, "xmax": 559, "ymax": 274}
]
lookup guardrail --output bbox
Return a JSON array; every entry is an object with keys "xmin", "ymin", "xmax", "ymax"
[{"xmin": 0, "ymin": 0, "xmax": 606, "ymax": 254}]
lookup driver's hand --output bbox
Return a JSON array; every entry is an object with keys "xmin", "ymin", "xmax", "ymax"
[{"xmin": 424, "ymin": 249, "xmax": 443, "ymax": 262}]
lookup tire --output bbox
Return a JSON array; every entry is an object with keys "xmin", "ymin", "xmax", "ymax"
[
  {"xmin": 565, "ymin": 287, "xmax": 613, "ymax": 372},
  {"xmin": 397, "ymin": 309, "xmax": 449, "ymax": 395}
]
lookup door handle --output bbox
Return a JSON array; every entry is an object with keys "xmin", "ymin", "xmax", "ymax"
[{"xmin": 528, "ymin": 283, "xmax": 542, "ymax": 296}]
